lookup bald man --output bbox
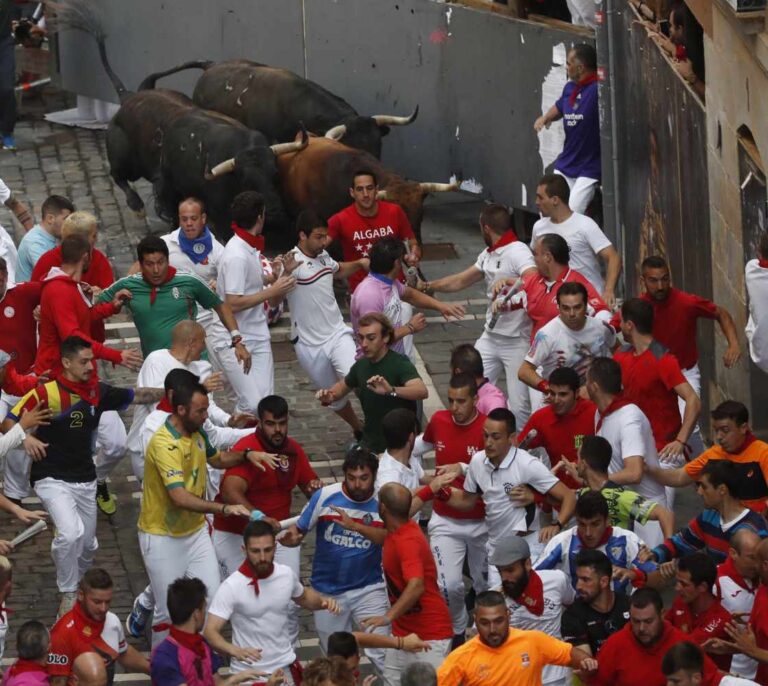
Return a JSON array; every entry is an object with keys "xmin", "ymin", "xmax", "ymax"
[{"xmin": 359, "ymin": 483, "xmax": 453, "ymax": 682}]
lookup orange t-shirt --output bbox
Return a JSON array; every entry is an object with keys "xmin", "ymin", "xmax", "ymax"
[
  {"xmin": 436, "ymin": 627, "xmax": 572, "ymax": 686},
  {"xmin": 684, "ymin": 435, "xmax": 768, "ymax": 513}
]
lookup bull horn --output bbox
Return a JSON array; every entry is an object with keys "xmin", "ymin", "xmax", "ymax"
[
  {"xmin": 205, "ymin": 158, "xmax": 236, "ymax": 179},
  {"xmin": 271, "ymin": 127, "xmax": 309, "ymax": 156},
  {"xmin": 419, "ymin": 181, "xmax": 460, "ymax": 193},
  {"xmin": 372, "ymin": 106, "xmax": 419, "ymax": 127},
  {"xmin": 325, "ymin": 124, "xmax": 347, "ymax": 141},
  {"xmin": 376, "ymin": 190, "xmax": 388, "ymax": 200}
]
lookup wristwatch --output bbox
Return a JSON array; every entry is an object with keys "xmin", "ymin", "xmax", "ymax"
[
  {"xmin": 230, "ymin": 329, "xmax": 243, "ymax": 348},
  {"xmin": 389, "ymin": 389, "xmax": 398, "ymax": 398}
]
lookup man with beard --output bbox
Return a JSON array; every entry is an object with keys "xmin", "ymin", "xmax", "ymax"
[
  {"xmin": 561, "ymin": 549, "xmax": 630, "ymax": 656},
  {"xmin": 280, "ymin": 448, "xmax": 390, "ymax": 674},
  {"xmin": 437, "ymin": 590, "xmax": 596, "ymax": 686},
  {"xmin": 205, "ymin": 520, "xmax": 341, "ymax": 686},
  {"xmin": 491, "ymin": 537, "xmax": 575, "ymax": 686},
  {"xmin": 592, "ymin": 588, "xmax": 721, "ymax": 686}
]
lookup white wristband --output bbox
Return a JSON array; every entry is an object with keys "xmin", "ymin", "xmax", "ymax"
[{"xmin": 230, "ymin": 329, "xmax": 241, "ymax": 339}]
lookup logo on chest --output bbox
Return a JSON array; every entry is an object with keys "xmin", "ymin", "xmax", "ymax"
[{"xmin": 3, "ymin": 306, "xmax": 14, "ymax": 318}]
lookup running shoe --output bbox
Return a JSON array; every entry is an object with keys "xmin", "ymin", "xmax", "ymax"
[
  {"xmin": 1, "ymin": 136, "xmax": 16, "ymax": 151},
  {"xmin": 126, "ymin": 596, "xmax": 152, "ymax": 638},
  {"xmin": 96, "ymin": 481, "xmax": 117, "ymax": 515},
  {"xmin": 57, "ymin": 592, "xmax": 77, "ymax": 619}
]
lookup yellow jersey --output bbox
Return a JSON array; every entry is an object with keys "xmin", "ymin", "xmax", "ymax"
[{"xmin": 138, "ymin": 419, "xmax": 219, "ymax": 537}]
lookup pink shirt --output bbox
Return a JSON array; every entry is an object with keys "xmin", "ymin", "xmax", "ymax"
[
  {"xmin": 350, "ymin": 274, "xmax": 407, "ymax": 357},
  {"xmin": 477, "ymin": 380, "xmax": 508, "ymax": 415}
]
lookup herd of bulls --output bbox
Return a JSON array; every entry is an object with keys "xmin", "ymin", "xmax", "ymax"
[{"xmin": 54, "ymin": 1, "xmax": 460, "ymax": 246}]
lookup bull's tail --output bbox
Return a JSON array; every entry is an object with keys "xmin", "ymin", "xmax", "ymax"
[
  {"xmin": 47, "ymin": 0, "xmax": 129, "ymax": 102},
  {"xmin": 137, "ymin": 61, "xmax": 215, "ymax": 91}
]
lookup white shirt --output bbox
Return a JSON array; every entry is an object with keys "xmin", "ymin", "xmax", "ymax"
[
  {"xmin": 0, "ymin": 179, "xmax": 18, "ymax": 286},
  {"xmin": 375, "ymin": 450, "xmax": 425, "ymax": 521},
  {"xmin": 464, "ymin": 447, "xmax": 558, "ymax": 544},
  {"xmin": 566, "ymin": 0, "xmax": 599, "ymax": 28},
  {"xmin": 745, "ymin": 259, "xmax": 768, "ymax": 373},
  {"xmin": 474, "ymin": 239, "xmax": 535, "ymax": 339},
  {"xmin": 503, "ymin": 569, "xmax": 575, "ymax": 685},
  {"xmin": 218, "ymin": 235, "xmax": 269, "ymax": 341},
  {"xmin": 209, "ymin": 562, "xmax": 304, "ymax": 674},
  {"xmin": 716, "ymin": 567, "xmax": 758, "ymax": 678},
  {"xmin": 286, "ymin": 246, "xmax": 348, "ymax": 346},
  {"xmin": 531, "ymin": 213, "xmax": 612, "ymax": 293},
  {"xmin": 525, "ymin": 315, "xmax": 615, "ymax": 380},
  {"xmin": 596, "ymin": 404, "xmax": 666, "ymax": 504}
]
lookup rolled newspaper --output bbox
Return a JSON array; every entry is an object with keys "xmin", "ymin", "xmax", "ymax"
[
  {"xmin": 518, "ymin": 429, "xmax": 539, "ymax": 451},
  {"xmin": 10, "ymin": 519, "xmax": 47, "ymax": 547},
  {"xmin": 279, "ymin": 515, "xmax": 300, "ymax": 531},
  {"xmin": 488, "ymin": 276, "xmax": 524, "ymax": 330}
]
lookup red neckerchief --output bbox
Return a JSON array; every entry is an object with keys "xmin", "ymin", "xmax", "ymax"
[
  {"xmin": 595, "ymin": 395, "xmax": 633, "ymax": 432},
  {"xmin": 72, "ymin": 600, "xmax": 105, "ymax": 637},
  {"xmin": 717, "ymin": 556, "xmax": 755, "ymax": 595},
  {"xmin": 231, "ymin": 222, "xmax": 265, "ymax": 251},
  {"xmin": 7, "ymin": 659, "xmax": 47, "ymax": 677},
  {"xmin": 169, "ymin": 626, "xmax": 207, "ymax": 658},
  {"xmin": 238, "ymin": 559, "xmax": 274, "ymax": 596},
  {"xmin": 568, "ymin": 73, "xmax": 599, "ymax": 107},
  {"xmin": 156, "ymin": 397, "xmax": 173, "ymax": 413},
  {"xmin": 582, "ymin": 525, "xmax": 614, "ymax": 549},
  {"xmin": 145, "ymin": 265, "xmax": 177, "ymax": 306},
  {"xmin": 759, "ymin": 259, "xmax": 768, "ymax": 269},
  {"xmin": 487, "ymin": 230, "xmax": 518, "ymax": 253},
  {"xmin": 55, "ymin": 372, "xmax": 100, "ymax": 407},
  {"xmin": 0, "ymin": 604, "xmax": 13, "ymax": 616},
  {"xmin": 734, "ymin": 431, "xmax": 757, "ymax": 454},
  {"xmin": 515, "ymin": 570, "xmax": 545, "ymax": 616}
]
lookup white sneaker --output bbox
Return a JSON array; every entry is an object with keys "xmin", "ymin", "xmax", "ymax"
[{"xmin": 57, "ymin": 592, "xmax": 77, "ymax": 619}]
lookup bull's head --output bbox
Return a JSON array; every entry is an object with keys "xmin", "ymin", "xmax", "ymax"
[{"xmin": 323, "ymin": 106, "xmax": 419, "ymax": 158}]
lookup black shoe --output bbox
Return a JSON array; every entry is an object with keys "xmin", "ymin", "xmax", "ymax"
[
  {"xmin": 451, "ymin": 633, "xmax": 466, "ymax": 650},
  {"xmin": 353, "ymin": 430, "xmax": 363, "ymax": 442}
]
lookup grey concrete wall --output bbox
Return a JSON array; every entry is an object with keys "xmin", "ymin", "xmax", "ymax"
[{"xmin": 52, "ymin": 0, "xmax": 591, "ymax": 214}]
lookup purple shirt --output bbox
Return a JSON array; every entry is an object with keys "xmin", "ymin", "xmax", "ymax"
[
  {"xmin": 150, "ymin": 637, "xmax": 222, "ymax": 686},
  {"xmin": 476, "ymin": 379, "xmax": 508, "ymax": 415},
  {"xmin": 555, "ymin": 80, "xmax": 601, "ymax": 180},
  {"xmin": 350, "ymin": 273, "xmax": 407, "ymax": 357}
]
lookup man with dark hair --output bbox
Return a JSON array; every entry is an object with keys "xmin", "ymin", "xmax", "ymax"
[
  {"xmin": 420, "ymin": 203, "xmax": 537, "ymax": 428},
  {"xmin": 495, "ymin": 233, "xmax": 609, "ymax": 339},
  {"xmin": 519, "ymin": 281, "xmax": 614, "ymax": 396},
  {"xmin": 649, "ymin": 401, "xmax": 768, "ymax": 513},
  {"xmin": 746, "ymin": 231, "xmax": 768, "ymax": 373},
  {"xmin": 3, "ymin": 337, "xmax": 163, "ymax": 616},
  {"xmin": 438, "ymin": 589, "xmax": 596, "ymax": 686},
  {"xmin": 450, "ymin": 343, "xmax": 507, "ymax": 414},
  {"xmin": 286, "ymin": 210, "xmax": 368, "ymax": 433},
  {"xmin": 534, "ymin": 44, "xmax": 600, "ymax": 208},
  {"xmin": 327, "ymin": 168, "xmax": 421, "ymax": 294},
  {"xmin": 665, "ymin": 553, "xmax": 733, "ymax": 670},
  {"xmin": 137, "ymin": 379, "xmax": 276, "ymax": 645},
  {"xmin": 519, "ymin": 366, "xmax": 596, "ymax": 489},
  {"xmin": 561, "ymin": 549, "xmax": 631, "ymax": 656},
  {"xmin": 205, "ymin": 520, "xmax": 341, "ymax": 685},
  {"xmin": 150, "ymin": 577, "xmax": 264, "ymax": 686},
  {"xmin": 4, "ymin": 620, "xmax": 50, "ymax": 686},
  {"xmin": 615, "ymin": 298, "xmax": 701, "ymax": 481},
  {"xmin": 586, "ymin": 356, "xmax": 667, "ymax": 545},
  {"xmin": 48, "ymin": 568, "xmax": 149, "ymax": 686},
  {"xmin": 411, "ymin": 372, "xmax": 489, "ymax": 641},
  {"xmin": 351, "ymin": 236, "xmax": 463, "ymax": 358},
  {"xmin": 16, "ymin": 194, "xmax": 75, "ymax": 282},
  {"xmin": 592, "ymin": 588, "xmax": 722, "ymax": 686},
  {"xmin": 661, "ymin": 642, "xmax": 752, "ymax": 686},
  {"xmin": 280, "ymin": 446, "xmax": 390, "ymax": 672},
  {"xmin": 531, "ymin": 174, "xmax": 620, "ymax": 306},
  {"xmin": 316, "ymin": 312, "xmax": 427, "ymax": 453}
]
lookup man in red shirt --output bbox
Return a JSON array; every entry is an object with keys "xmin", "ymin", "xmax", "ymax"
[
  {"xmin": 665, "ymin": 553, "xmax": 733, "ymax": 671},
  {"xmin": 592, "ymin": 587, "xmax": 721, "ymax": 686},
  {"xmin": 519, "ymin": 366, "xmax": 595, "ymax": 489},
  {"xmin": 361, "ymin": 482, "xmax": 452, "ymax": 683},
  {"xmin": 496, "ymin": 233, "xmax": 610, "ymax": 338},
  {"xmin": 327, "ymin": 168, "xmax": 420, "ymax": 294},
  {"xmin": 615, "ymin": 298, "xmax": 701, "ymax": 508},
  {"xmin": 411, "ymin": 373, "xmax": 488, "ymax": 642}
]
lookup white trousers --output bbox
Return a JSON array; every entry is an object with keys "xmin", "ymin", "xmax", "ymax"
[
  {"xmin": 634, "ymin": 519, "xmax": 664, "ymax": 548},
  {"xmin": 475, "ymin": 331, "xmax": 531, "ymax": 430},
  {"xmin": 554, "ymin": 170, "xmax": 599, "ymax": 215},
  {"xmin": 210, "ymin": 338, "xmax": 274, "ymax": 414},
  {"xmin": 383, "ymin": 637, "xmax": 451, "ymax": 686},
  {"xmin": 681, "ymin": 364, "xmax": 705, "ymax": 459},
  {"xmin": 138, "ymin": 527, "xmax": 221, "ymax": 647},
  {"xmin": 315, "ymin": 583, "xmax": 391, "ymax": 675},
  {"xmin": 34, "ymin": 478, "xmax": 98, "ymax": 592},
  {"xmin": 428, "ymin": 512, "xmax": 489, "ymax": 635},
  {"xmin": 94, "ymin": 411, "xmax": 128, "ymax": 482},
  {"xmin": 0, "ymin": 391, "xmax": 27, "ymax": 501},
  {"xmin": 294, "ymin": 329, "xmax": 356, "ymax": 412}
]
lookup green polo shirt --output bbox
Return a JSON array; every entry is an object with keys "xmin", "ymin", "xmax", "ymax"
[{"xmin": 98, "ymin": 272, "xmax": 222, "ymax": 355}]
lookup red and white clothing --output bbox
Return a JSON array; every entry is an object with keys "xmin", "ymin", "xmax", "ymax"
[
  {"xmin": 745, "ymin": 259, "xmax": 768, "ymax": 374},
  {"xmin": 503, "ymin": 569, "xmax": 575, "ymax": 686},
  {"xmin": 0, "ymin": 281, "xmax": 41, "ymax": 377},
  {"xmin": 414, "ymin": 410, "xmax": 488, "ymax": 634},
  {"xmin": 209, "ymin": 562, "xmax": 303, "ymax": 675},
  {"xmin": 48, "ymin": 603, "xmax": 127, "ymax": 684},
  {"xmin": 530, "ymin": 213, "xmax": 613, "ymax": 294},
  {"xmin": 665, "ymin": 596, "xmax": 732, "ymax": 671},
  {"xmin": 327, "ymin": 200, "xmax": 415, "ymax": 293},
  {"xmin": 717, "ymin": 557, "xmax": 758, "ymax": 678}
]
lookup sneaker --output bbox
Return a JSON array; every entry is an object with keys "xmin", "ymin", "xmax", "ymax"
[
  {"xmin": 96, "ymin": 481, "xmax": 117, "ymax": 515},
  {"xmin": 57, "ymin": 592, "xmax": 77, "ymax": 619},
  {"xmin": 1, "ymin": 136, "xmax": 16, "ymax": 151},
  {"xmin": 126, "ymin": 596, "xmax": 152, "ymax": 638}
]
